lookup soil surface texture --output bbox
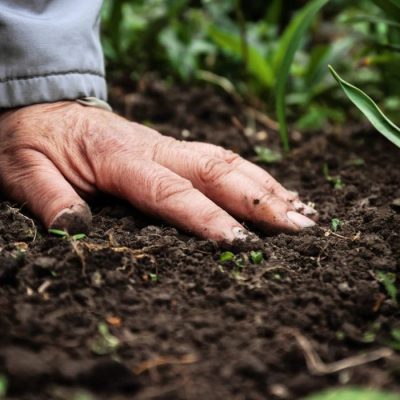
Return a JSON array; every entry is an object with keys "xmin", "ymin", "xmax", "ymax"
[{"xmin": 0, "ymin": 82, "xmax": 399, "ymax": 400}]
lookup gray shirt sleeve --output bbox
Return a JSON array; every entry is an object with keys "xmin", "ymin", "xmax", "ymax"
[{"xmin": 0, "ymin": 0, "xmax": 107, "ymax": 108}]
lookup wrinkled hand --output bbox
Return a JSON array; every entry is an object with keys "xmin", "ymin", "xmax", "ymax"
[{"xmin": 0, "ymin": 102, "xmax": 317, "ymax": 242}]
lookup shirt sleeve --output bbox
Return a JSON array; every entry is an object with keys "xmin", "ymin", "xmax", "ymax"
[{"xmin": 0, "ymin": 0, "xmax": 107, "ymax": 108}]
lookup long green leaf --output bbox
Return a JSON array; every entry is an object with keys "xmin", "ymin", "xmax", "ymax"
[
  {"xmin": 302, "ymin": 387, "xmax": 400, "ymax": 400},
  {"xmin": 329, "ymin": 65, "xmax": 400, "ymax": 148},
  {"xmin": 275, "ymin": 0, "xmax": 329, "ymax": 151},
  {"xmin": 372, "ymin": 0, "xmax": 400, "ymax": 20},
  {"xmin": 208, "ymin": 25, "xmax": 275, "ymax": 88}
]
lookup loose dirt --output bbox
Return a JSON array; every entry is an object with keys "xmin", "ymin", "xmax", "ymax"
[{"xmin": 1, "ymin": 83, "xmax": 399, "ymax": 399}]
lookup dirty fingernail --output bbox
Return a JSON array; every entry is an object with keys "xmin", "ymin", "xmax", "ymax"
[
  {"xmin": 231, "ymin": 226, "xmax": 249, "ymax": 240},
  {"xmin": 287, "ymin": 211, "xmax": 316, "ymax": 228},
  {"xmin": 293, "ymin": 200, "xmax": 317, "ymax": 216},
  {"xmin": 50, "ymin": 203, "xmax": 92, "ymax": 234}
]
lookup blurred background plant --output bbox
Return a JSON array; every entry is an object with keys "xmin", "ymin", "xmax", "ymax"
[{"xmin": 101, "ymin": 0, "xmax": 400, "ymax": 150}]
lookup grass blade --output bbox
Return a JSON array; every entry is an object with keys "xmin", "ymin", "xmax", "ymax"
[
  {"xmin": 275, "ymin": 0, "xmax": 329, "ymax": 152},
  {"xmin": 329, "ymin": 65, "xmax": 400, "ymax": 148},
  {"xmin": 208, "ymin": 25, "xmax": 275, "ymax": 88}
]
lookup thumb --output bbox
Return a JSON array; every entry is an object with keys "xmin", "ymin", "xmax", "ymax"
[{"xmin": 2, "ymin": 151, "xmax": 92, "ymax": 234}]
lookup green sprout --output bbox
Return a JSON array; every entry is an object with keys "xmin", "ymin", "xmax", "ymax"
[
  {"xmin": 323, "ymin": 163, "xmax": 344, "ymax": 189},
  {"xmin": 330, "ymin": 218, "xmax": 342, "ymax": 232},
  {"xmin": 48, "ymin": 228, "xmax": 86, "ymax": 241},
  {"xmin": 254, "ymin": 146, "xmax": 282, "ymax": 164},
  {"xmin": 219, "ymin": 251, "xmax": 235, "ymax": 263},
  {"xmin": 219, "ymin": 251, "xmax": 245, "ymax": 278},
  {"xmin": 90, "ymin": 322, "xmax": 120, "ymax": 355},
  {"xmin": 250, "ymin": 250, "xmax": 264, "ymax": 264},
  {"xmin": 389, "ymin": 328, "xmax": 400, "ymax": 351},
  {"xmin": 149, "ymin": 273, "xmax": 159, "ymax": 282},
  {"xmin": 0, "ymin": 375, "xmax": 7, "ymax": 398},
  {"xmin": 362, "ymin": 322, "xmax": 381, "ymax": 344},
  {"xmin": 376, "ymin": 271, "xmax": 398, "ymax": 306}
]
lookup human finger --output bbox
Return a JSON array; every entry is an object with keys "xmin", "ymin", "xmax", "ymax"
[
  {"xmin": 178, "ymin": 141, "xmax": 318, "ymax": 220},
  {"xmin": 0, "ymin": 150, "xmax": 92, "ymax": 233},
  {"xmin": 93, "ymin": 156, "xmax": 247, "ymax": 242},
  {"xmin": 152, "ymin": 145, "xmax": 315, "ymax": 233}
]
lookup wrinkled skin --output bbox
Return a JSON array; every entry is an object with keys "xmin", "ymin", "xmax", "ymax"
[{"xmin": 0, "ymin": 102, "xmax": 317, "ymax": 242}]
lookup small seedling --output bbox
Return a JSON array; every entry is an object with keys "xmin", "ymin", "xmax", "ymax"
[
  {"xmin": 219, "ymin": 251, "xmax": 245, "ymax": 278},
  {"xmin": 389, "ymin": 328, "xmax": 400, "ymax": 350},
  {"xmin": 0, "ymin": 375, "xmax": 7, "ymax": 398},
  {"xmin": 250, "ymin": 250, "xmax": 264, "ymax": 264},
  {"xmin": 90, "ymin": 322, "xmax": 120, "ymax": 355},
  {"xmin": 362, "ymin": 322, "xmax": 381, "ymax": 343},
  {"xmin": 254, "ymin": 146, "xmax": 282, "ymax": 164},
  {"xmin": 330, "ymin": 218, "xmax": 342, "ymax": 232},
  {"xmin": 48, "ymin": 228, "xmax": 86, "ymax": 241},
  {"xmin": 323, "ymin": 163, "xmax": 344, "ymax": 189},
  {"xmin": 72, "ymin": 392, "xmax": 94, "ymax": 400},
  {"xmin": 303, "ymin": 387, "xmax": 400, "ymax": 400},
  {"xmin": 376, "ymin": 271, "xmax": 398, "ymax": 306},
  {"xmin": 149, "ymin": 273, "xmax": 159, "ymax": 282},
  {"xmin": 219, "ymin": 251, "xmax": 235, "ymax": 263},
  {"xmin": 345, "ymin": 158, "xmax": 365, "ymax": 167}
]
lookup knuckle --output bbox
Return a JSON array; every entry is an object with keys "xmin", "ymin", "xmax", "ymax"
[
  {"xmin": 151, "ymin": 137, "xmax": 178, "ymax": 162},
  {"xmin": 197, "ymin": 156, "xmax": 233, "ymax": 184},
  {"xmin": 256, "ymin": 191, "xmax": 279, "ymax": 208},
  {"xmin": 153, "ymin": 173, "xmax": 193, "ymax": 203},
  {"xmin": 216, "ymin": 146, "xmax": 241, "ymax": 164},
  {"xmin": 198, "ymin": 207, "xmax": 225, "ymax": 225}
]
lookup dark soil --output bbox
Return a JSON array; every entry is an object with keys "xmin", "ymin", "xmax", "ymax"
[{"xmin": 1, "ymin": 82, "xmax": 400, "ymax": 400}]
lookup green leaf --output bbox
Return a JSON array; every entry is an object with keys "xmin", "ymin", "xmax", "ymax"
[
  {"xmin": 0, "ymin": 375, "xmax": 7, "ymax": 398},
  {"xmin": 275, "ymin": 0, "xmax": 329, "ymax": 151},
  {"xmin": 329, "ymin": 65, "xmax": 400, "ymax": 148},
  {"xmin": 372, "ymin": 0, "xmax": 400, "ymax": 21},
  {"xmin": 254, "ymin": 146, "xmax": 282, "ymax": 164},
  {"xmin": 208, "ymin": 25, "xmax": 275, "ymax": 88},
  {"xmin": 301, "ymin": 387, "xmax": 400, "ymax": 400},
  {"xmin": 48, "ymin": 228, "xmax": 68, "ymax": 237},
  {"xmin": 376, "ymin": 271, "xmax": 398, "ymax": 306},
  {"xmin": 219, "ymin": 251, "xmax": 235, "ymax": 263},
  {"xmin": 90, "ymin": 322, "xmax": 120, "ymax": 355},
  {"xmin": 330, "ymin": 218, "xmax": 341, "ymax": 232},
  {"xmin": 149, "ymin": 273, "xmax": 159, "ymax": 282},
  {"xmin": 250, "ymin": 250, "xmax": 263, "ymax": 264},
  {"xmin": 72, "ymin": 233, "xmax": 86, "ymax": 241}
]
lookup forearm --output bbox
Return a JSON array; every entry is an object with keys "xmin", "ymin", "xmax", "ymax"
[{"xmin": 0, "ymin": 0, "xmax": 106, "ymax": 108}]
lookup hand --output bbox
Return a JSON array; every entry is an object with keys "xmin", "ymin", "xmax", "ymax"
[{"xmin": 0, "ymin": 102, "xmax": 317, "ymax": 242}]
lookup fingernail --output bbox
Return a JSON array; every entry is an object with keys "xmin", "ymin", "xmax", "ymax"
[
  {"xmin": 50, "ymin": 204, "xmax": 92, "ymax": 234},
  {"xmin": 231, "ymin": 227, "xmax": 249, "ymax": 240},
  {"xmin": 293, "ymin": 200, "xmax": 317, "ymax": 216},
  {"xmin": 287, "ymin": 211, "xmax": 316, "ymax": 228}
]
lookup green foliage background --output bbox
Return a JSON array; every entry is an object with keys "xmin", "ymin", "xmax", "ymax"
[{"xmin": 101, "ymin": 0, "xmax": 400, "ymax": 146}]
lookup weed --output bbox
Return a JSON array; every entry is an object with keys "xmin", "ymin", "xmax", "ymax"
[
  {"xmin": 250, "ymin": 250, "xmax": 264, "ymax": 264},
  {"xmin": 90, "ymin": 322, "xmax": 120, "ymax": 355},
  {"xmin": 376, "ymin": 271, "xmax": 398, "ymax": 306},
  {"xmin": 323, "ymin": 164, "xmax": 344, "ymax": 189},
  {"xmin": 330, "ymin": 218, "xmax": 342, "ymax": 232}
]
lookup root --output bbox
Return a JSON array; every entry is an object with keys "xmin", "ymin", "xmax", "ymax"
[{"xmin": 285, "ymin": 328, "xmax": 393, "ymax": 375}]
